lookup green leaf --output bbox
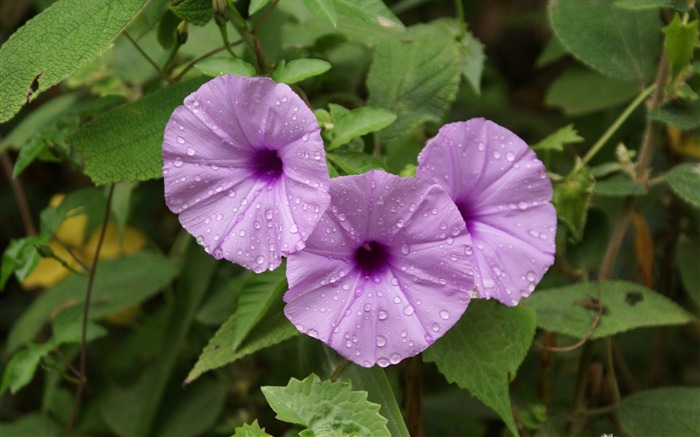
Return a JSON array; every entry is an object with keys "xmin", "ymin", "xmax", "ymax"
[
  {"xmin": 340, "ymin": 365, "xmax": 410, "ymax": 437},
  {"xmin": 261, "ymin": 374, "xmax": 390, "ymax": 437},
  {"xmin": 0, "ymin": 413, "xmax": 62, "ymax": 437},
  {"xmin": 170, "ymin": 0, "xmax": 213, "ymax": 26},
  {"xmin": 594, "ymin": 174, "xmax": 647, "ymax": 197},
  {"xmin": 272, "ymin": 58, "xmax": 332, "ymax": 84},
  {"xmin": 327, "ymin": 151, "xmax": 388, "ymax": 175},
  {"xmin": 233, "ymin": 420, "xmax": 274, "ymax": 437},
  {"xmin": 552, "ymin": 165, "xmax": 595, "ymax": 242},
  {"xmin": 233, "ymin": 268, "xmax": 287, "ymax": 350},
  {"xmin": 0, "ymin": 0, "xmax": 146, "ymax": 123},
  {"xmin": 2, "ymin": 94, "xmax": 79, "ymax": 152},
  {"xmin": 70, "ymin": 77, "xmax": 206, "ymax": 185},
  {"xmin": 335, "ymin": 0, "xmax": 404, "ymax": 30},
  {"xmin": 51, "ymin": 306, "xmax": 108, "ymax": 345},
  {"xmin": 460, "ymin": 29, "xmax": 486, "ymax": 95},
  {"xmin": 186, "ymin": 301, "xmax": 297, "ymax": 383},
  {"xmin": 155, "ymin": 378, "xmax": 227, "ymax": 437},
  {"xmin": 615, "ymin": 0, "xmax": 691, "ymax": 11},
  {"xmin": 545, "ymin": 68, "xmax": 639, "ymax": 116},
  {"xmin": 367, "ymin": 23, "xmax": 461, "ymax": 146},
  {"xmin": 1, "ymin": 343, "xmax": 54, "ymax": 395},
  {"xmin": 301, "ymin": 0, "xmax": 338, "ymax": 27},
  {"xmin": 99, "ymin": 243, "xmax": 217, "ymax": 437},
  {"xmin": 249, "ymin": 0, "xmax": 272, "ymax": 15},
  {"xmin": 677, "ymin": 236, "xmax": 700, "ymax": 308},
  {"xmin": 536, "ymin": 37, "xmax": 567, "ymax": 68},
  {"xmin": 663, "ymin": 15, "xmax": 699, "ymax": 78},
  {"xmin": 532, "ymin": 124, "xmax": 584, "ymax": 152},
  {"xmin": 667, "ymin": 163, "xmax": 700, "ymax": 208},
  {"xmin": 195, "ymin": 57, "xmax": 257, "ymax": 77},
  {"xmin": 1, "ymin": 236, "xmax": 48, "ymax": 290},
  {"xmin": 13, "ymin": 137, "xmax": 50, "ymax": 179},
  {"xmin": 329, "ymin": 107, "xmax": 397, "ymax": 150},
  {"xmin": 618, "ymin": 387, "xmax": 700, "ymax": 436},
  {"xmin": 648, "ymin": 98, "xmax": 700, "ymax": 130},
  {"xmin": 549, "ymin": 0, "xmax": 661, "ymax": 82},
  {"xmin": 6, "ymin": 252, "xmax": 179, "ymax": 354},
  {"xmin": 524, "ymin": 280, "xmax": 695, "ymax": 339},
  {"xmin": 424, "ymin": 300, "xmax": 536, "ymax": 437}
]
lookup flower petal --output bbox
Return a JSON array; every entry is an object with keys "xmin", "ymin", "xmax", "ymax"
[
  {"xmin": 284, "ymin": 170, "xmax": 474, "ymax": 367},
  {"xmin": 417, "ymin": 118, "xmax": 556, "ymax": 305},
  {"xmin": 163, "ymin": 76, "xmax": 330, "ymax": 271}
]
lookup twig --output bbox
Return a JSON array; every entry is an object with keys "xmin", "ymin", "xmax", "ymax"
[
  {"xmin": 66, "ymin": 184, "xmax": 115, "ymax": 436},
  {"xmin": 124, "ymin": 31, "xmax": 171, "ymax": 83},
  {"xmin": 1, "ymin": 151, "xmax": 37, "ymax": 236},
  {"xmin": 171, "ymin": 39, "xmax": 243, "ymax": 82},
  {"xmin": 251, "ymin": 0, "xmax": 280, "ymax": 34},
  {"xmin": 402, "ymin": 356, "xmax": 424, "ymax": 437},
  {"xmin": 329, "ymin": 359, "xmax": 350, "ymax": 382}
]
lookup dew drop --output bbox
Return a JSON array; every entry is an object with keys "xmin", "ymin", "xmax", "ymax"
[
  {"xmin": 506, "ymin": 151, "xmax": 515, "ymax": 161},
  {"xmin": 376, "ymin": 335, "xmax": 386, "ymax": 347},
  {"xmin": 439, "ymin": 310, "xmax": 450, "ymax": 320},
  {"xmin": 173, "ymin": 158, "xmax": 183, "ymax": 168},
  {"xmin": 186, "ymin": 147, "xmax": 195, "ymax": 156},
  {"xmin": 403, "ymin": 305, "xmax": 414, "ymax": 316},
  {"xmin": 401, "ymin": 244, "xmax": 410, "ymax": 255},
  {"xmin": 176, "ymin": 136, "xmax": 185, "ymax": 144},
  {"xmin": 390, "ymin": 353, "xmax": 402, "ymax": 364},
  {"xmin": 378, "ymin": 309, "xmax": 388, "ymax": 320}
]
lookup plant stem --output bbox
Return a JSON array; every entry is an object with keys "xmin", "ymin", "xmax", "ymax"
[
  {"xmin": 216, "ymin": 20, "xmax": 238, "ymax": 58},
  {"xmin": 575, "ymin": 84, "xmax": 656, "ymax": 173},
  {"xmin": 1, "ymin": 151, "xmax": 37, "ymax": 236},
  {"xmin": 65, "ymin": 183, "xmax": 115, "ymax": 436},
  {"xmin": 224, "ymin": 0, "xmax": 269, "ymax": 72},
  {"xmin": 171, "ymin": 39, "xmax": 243, "ymax": 82},
  {"xmin": 123, "ymin": 31, "xmax": 171, "ymax": 83},
  {"xmin": 251, "ymin": 0, "xmax": 280, "ymax": 34},
  {"xmin": 402, "ymin": 356, "xmax": 424, "ymax": 437}
]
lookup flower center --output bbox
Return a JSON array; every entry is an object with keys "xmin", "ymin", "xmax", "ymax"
[
  {"xmin": 353, "ymin": 241, "xmax": 391, "ymax": 276},
  {"xmin": 456, "ymin": 200, "xmax": 476, "ymax": 235},
  {"xmin": 251, "ymin": 148, "xmax": 283, "ymax": 182}
]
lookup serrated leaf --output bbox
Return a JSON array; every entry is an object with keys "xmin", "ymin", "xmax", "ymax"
[
  {"xmin": 329, "ymin": 107, "xmax": 397, "ymax": 150},
  {"xmin": 1, "ymin": 343, "xmax": 54, "ymax": 395},
  {"xmin": 195, "ymin": 57, "xmax": 257, "ymax": 77},
  {"xmin": 262, "ymin": 374, "xmax": 390, "ymax": 437},
  {"xmin": 549, "ymin": 0, "xmax": 661, "ymax": 82},
  {"xmin": 618, "ymin": 387, "xmax": 700, "ymax": 436},
  {"xmin": 339, "ymin": 366, "xmax": 410, "ymax": 437},
  {"xmin": 6, "ymin": 252, "xmax": 179, "ymax": 354},
  {"xmin": 70, "ymin": 78, "xmax": 206, "ymax": 185},
  {"xmin": 233, "ymin": 420, "xmax": 273, "ymax": 437},
  {"xmin": 233, "ymin": 268, "xmax": 287, "ymax": 350},
  {"xmin": 667, "ymin": 163, "xmax": 700, "ymax": 208},
  {"xmin": 301, "ymin": 0, "xmax": 338, "ymax": 27},
  {"xmin": 552, "ymin": 165, "xmax": 595, "ymax": 242},
  {"xmin": 546, "ymin": 68, "xmax": 639, "ymax": 116},
  {"xmin": 663, "ymin": 15, "xmax": 699, "ymax": 78},
  {"xmin": 327, "ymin": 151, "xmax": 388, "ymax": 175},
  {"xmin": 594, "ymin": 174, "xmax": 647, "ymax": 197},
  {"xmin": 677, "ymin": 236, "xmax": 700, "ymax": 308},
  {"xmin": 367, "ymin": 23, "xmax": 461, "ymax": 146},
  {"xmin": 186, "ymin": 301, "xmax": 297, "ymax": 383},
  {"xmin": 423, "ymin": 300, "xmax": 536, "ymax": 437},
  {"xmin": 0, "ymin": 0, "xmax": 146, "ymax": 123},
  {"xmin": 170, "ymin": 0, "xmax": 212, "ymax": 26},
  {"xmin": 532, "ymin": 124, "xmax": 584, "ymax": 152},
  {"xmin": 524, "ymin": 280, "xmax": 695, "ymax": 339},
  {"xmin": 272, "ymin": 58, "xmax": 331, "ymax": 84},
  {"xmin": 615, "ymin": 0, "xmax": 691, "ymax": 11},
  {"xmin": 648, "ymin": 98, "xmax": 700, "ymax": 130}
]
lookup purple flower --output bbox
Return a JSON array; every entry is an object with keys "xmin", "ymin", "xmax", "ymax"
[
  {"xmin": 417, "ymin": 118, "xmax": 556, "ymax": 306},
  {"xmin": 162, "ymin": 75, "xmax": 330, "ymax": 272},
  {"xmin": 283, "ymin": 170, "xmax": 475, "ymax": 367}
]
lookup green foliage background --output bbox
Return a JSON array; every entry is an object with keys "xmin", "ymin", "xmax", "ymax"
[{"xmin": 1, "ymin": 0, "xmax": 699, "ymax": 436}]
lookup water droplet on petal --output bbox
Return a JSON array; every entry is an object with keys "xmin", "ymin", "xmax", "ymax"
[
  {"xmin": 439, "ymin": 310, "xmax": 450, "ymax": 320},
  {"xmin": 173, "ymin": 158, "xmax": 183, "ymax": 167},
  {"xmin": 376, "ymin": 335, "xmax": 386, "ymax": 347},
  {"xmin": 378, "ymin": 310, "xmax": 388, "ymax": 320}
]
